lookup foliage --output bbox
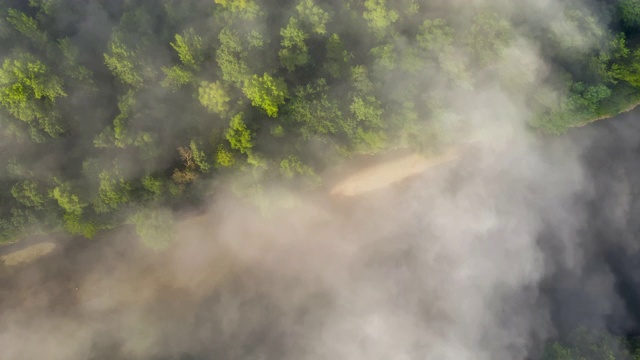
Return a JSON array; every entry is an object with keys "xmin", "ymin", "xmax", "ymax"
[
  {"xmin": 93, "ymin": 169, "xmax": 132, "ymax": 214},
  {"xmin": 215, "ymin": 0, "xmax": 260, "ymax": 18},
  {"xmin": 6, "ymin": 9, "xmax": 47, "ymax": 49},
  {"xmin": 0, "ymin": 52, "xmax": 66, "ymax": 138},
  {"xmin": 279, "ymin": 17, "xmax": 310, "ymax": 71},
  {"xmin": 141, "ymin": 175, "xmax": 164, "ymax": 201},
  {"xmin": 325, "ymin": 34, "xmax": 350, "ymax": 77},
  {"xmin": 297, "ymin": 0, "xmax": 330, "ymax": 35},
  {"xmin": 280, "ymin": 155, "xmax": 320, "ymax": 186},
  {"xmin": 11, "ymin": 181, "xmax": 46, "ymax": 210},
  {"xmin": 216, "ymin": 144, "xmax": 236, "ymax": 167},
  {"xmin": 171, "ymin": 29, "xmax": 204, "ymax": 70},
  {"xmin": 63, "ymin": 212, "xmax": 97, "ymax": 238},
  {"xmin": 418, "ymin": 19, "xmax": 453, "ymax": 53},
  {"xmin": 161, "ymin": 65, "xmax": 195, "ymax": 90},
  {"xmin": 130, "ymin": 208, "xmax": 175, "ymax": 250},
  {"xmin": 620, "ymin": 0, "xmax": 640, "ymax": 28},
  {"xmin": 242, "ymin": 73, "xmax": 288, "ymax": 117},
  {"xmin": 104, "ymin": 38, "xmax": 147, "ymax": 88},
  {"xmin": 542, "ymin": 327, "xmax": 640, "ymax": 360},
  {"xmin": 190, "ymin": 140, "xmax": 212, "ymax": 173},
  {"xmin": 226, "ymin": 112, "xmax": 253, "ymax": 154},
  {"xmin": 286, "ymin": 78, "xmax": 341, "ymax": 139},
  {"xmin": 363, "ymin": 0, "xmax": 399, "ymax": 39},
  {"xmin": 161, "ymin": 30, "xmax": 204, "ymax": 90},
  {"xmin": 50, "ymin": 181, "xmax": 86, "ymax": 215},
  {"xmin": 217, "ymin": 29, "xmax": 249, "ymax": 85},
  {"xmin": 465, "ymin": 11, "xmax": 512, "ymax": 66},
  {"xmin": 2, "ymin": 0, "xmax": 640, "ymax": 246},
  {"xmin": 198, "ymin": 81, "xmax": 230, "ymax": 114}
]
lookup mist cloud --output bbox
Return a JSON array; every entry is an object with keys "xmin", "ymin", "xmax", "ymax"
[{"xmin": 1, "ymin": 0, "xmax": 639, "ymax": 359}]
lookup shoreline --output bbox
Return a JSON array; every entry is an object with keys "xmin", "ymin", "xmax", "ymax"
[{"xmin": 569, "ymin": 101, "xmax": 640, "ymax": 129}]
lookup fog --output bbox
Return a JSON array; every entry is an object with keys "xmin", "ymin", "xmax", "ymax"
[
  {"xmin": 1, "ymin": 0, "xmax": 640, "ymax": 359},
  {"xmin": 1, "ymin": 98, "xmax": 633, "ymax": 360}
]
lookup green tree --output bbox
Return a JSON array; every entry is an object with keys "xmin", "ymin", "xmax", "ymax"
[
  {"xmin": 11, "ymin": 181, "xmax": 46, "ymax": 210},
  {"xmin": 130, "ymin": 208, "xmax": 174, "ymax": 250},
  {"xmin": 417, "ymin": 19, "xmax": 453, "ymax": 53},
  {"xmin": 325, "ymin": 34, "xmax": 350, "ymax": 77},
  {"xmin": 141, "ymin": 175, "xmax": 164, "ymax": 201},
  {"xmin": 566, "ymin": 82, "xmax": 612, "ymax": 113},
  {"xmin": 62, "ymin": 213, "xmax": 97, "ymax": 238},
  {"xmin": 104, "ymin": 37, "xmax": 151, "ymax": 88},
  {"xmin": 620, "ymin": 0, "xmax": 640, "ymax": 28},
  {"xmin": 465, "ymin": 11, "xmax": 512, "ymax": 66},
  {"xmin": 50, "ymin": 181, "xmax": 86, "ymax": 215},
  {"xmin": 161, "ymin": 65, "xmax": 195, "ymax": 90},
  {"xmin": 6, "ymin": 9, "xmax": 47, "ymax": 49},
  {"xmin": 0, "ymin": 208, "xmax": 35, "ymax": 244},
  {"xmin": 242, "ymin": 73, "xmax": 288, "ymax": 117},
  {"xmin": 370, "ymin": 43, "xmax": 396, "ymax": 70},
  {"xmin": 216, "ymin": 144, "xmax": 236, "ymax": 167},
  {"xmin": 280, "ymin": 155, "xmax": 320, "ymax": 186},
  {"xmin": 350, "ymin": 65, "xmax": 374, "ymax": 93},
  {"xmin": 58, "ymin": 38, "xmax": 93, "ymax": 81},
  {"xmin": 215, "ymin": 0, "xmax": 260, "ymax": 18},
  {"xmin": 548, "ymin": 8, "xmax": 606, "ymax": 64},
  {"xmin": 225, "ymin": 112, "xmax": 253, "ymax": 154},
  {"xmin": 93, "ymin": 170, "xmax": 132, "ymax": 214},
  {"xmin": 198, "ymin": 81, "xmax": 230, "ymax": 114},
  {"xmin": 408, "ymin": 19, "xmax": 455, "ymax": 74},
  {"xmin": 0, "ymin": 52, "xmax": 66, "ymax": 139},
  {"xmin": 354, "ymin": 127, "xmax": 387, "ymax": 151},
  {"xmin": 542, "ymin": 342, "xmax": 574, "ymax": 360},
  {"xmin": 170, "ymin": 29, "xmax": 204, "ymax": 70},
  {"xmin": 533, "ymin": 82, "xmax": 612, "ymax": 133},
  {"xmin": 350, "ymin": 95, "xmax": 384, "ymax": 128},
  {"xmin": 216, "ymin": 29, "xmax": 249, "ymax": 85},
  {"xmin": 95, "ymin": 90, "xmax": 135, "ymax": 148},
  {"xmin": 296, "ymin": 0, "xmax": 330, "ymax": 35},
  {"xmin": 611, "ymin": 47, "xmax": 640, "ymax": 87},
  {"xmin": 190, "ymin": 140, "xmax": 212, "ymax": 173},
  {"xmin": 542, "ymin": 327, "xmax": 636, "ymax": 360},
  {"xmin": 279, "ymin": 17, "xmax": 310, "ymax": 71},
  {"xmin": 363, "ymin": 0, "xmax": 399, "ymax": 39},
  {"xmin": 286, "ymin": 78, "xmax": 341, "ymax": 139},
  {"xmin": 162, "ymin": 29, "xmax": 204, "ymax": 90}
]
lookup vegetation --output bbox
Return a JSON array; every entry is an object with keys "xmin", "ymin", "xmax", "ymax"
[
  {"xmin": 2, "ymin": 0, "xmax": 640, "ymax": 248},
  {"xmin": 543, "ymin": 327, "xmax": 640, "ymax": 360}
]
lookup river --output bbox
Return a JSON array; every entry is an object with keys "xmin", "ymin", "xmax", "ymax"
[{"xmin": 544, "ymin": 107, "xmax": 640, "ymax": 336}]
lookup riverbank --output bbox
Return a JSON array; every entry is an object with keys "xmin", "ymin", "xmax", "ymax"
[{"xmin": 570, "ymin": 100, "xmax": 640, "ymax": 129}]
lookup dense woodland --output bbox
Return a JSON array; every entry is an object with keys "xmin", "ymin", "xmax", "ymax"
[
  {"xmin": 542, "ymin": 327, "xmax": 640, "ymax": 360},
  {"xmin": 5, "ymin": 0, "xmax": 640, "ymax": 248},
  {"xmin": 3, "ymin": 0, "xmax": 640, "ymax": 357}
]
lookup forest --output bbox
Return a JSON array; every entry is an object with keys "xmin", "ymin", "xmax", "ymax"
[
  {"xmin": 2, "ymin": 0, "xmax": 640, "ymax": 247},
  {"xmin": 3, "ymin": 0, "xmax": 640, "ymax": 358}
]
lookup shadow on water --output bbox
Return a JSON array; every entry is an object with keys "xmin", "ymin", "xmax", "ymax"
[{"xmin": 540, "ymin": 108, "xmax": 640, "ymax": 337}]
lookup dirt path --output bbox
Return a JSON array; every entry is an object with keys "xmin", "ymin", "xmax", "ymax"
[
  {"xmin": 330, "ymin": 148, "xmax": 459, "ymax": 197},
  {"xmin": 0, "ymin": 242, "xmax": 56, "ymax": 267}
]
